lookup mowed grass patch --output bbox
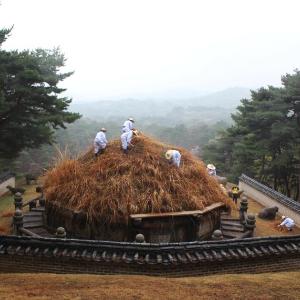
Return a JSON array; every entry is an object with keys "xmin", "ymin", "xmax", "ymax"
[{"xmin": 0, "ymin": 271, "xmax": 299, "ymax": 299}]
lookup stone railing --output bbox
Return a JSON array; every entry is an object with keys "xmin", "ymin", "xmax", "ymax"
[
  {"xmin": 0, "ymin": 233, "xmax": 299, "ymax": 276},
  {"xmin": 12, "ymin": 190, "xmax": 46, "ymax": 237}
]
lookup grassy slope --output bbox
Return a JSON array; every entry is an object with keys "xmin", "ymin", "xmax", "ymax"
[{"xmin": 0, "ymin": 272, "xmax": 299, "ymax": 299}]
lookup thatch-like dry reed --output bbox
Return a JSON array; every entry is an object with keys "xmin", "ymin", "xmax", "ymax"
[{"xmin": 44, "ymin": 134, "xmax": 232, "ymax": 226}]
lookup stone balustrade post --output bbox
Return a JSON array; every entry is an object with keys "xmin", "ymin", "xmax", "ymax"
[
  {"xmin": 239, "ymin": 196, "xmax": 248, "ymax": 224},
  {"xmin": 29, "ymin": 200, "xmax": 37, "ymax": 211},
  {"xmin": 245, "ymin": 213, "xmax": 256, "ymax": 236},
  {"xmin": 39, "ymin": 196, "xmax": 45, "ymax": 207},
  {"xmin": 135, "ymin": 233, "xmax": 145, "ymax": 243},
  {"xmin": 212, "ymin": 229, "xmax": 223, "ymax": 240},
  {"xmin": 14, "ymin": 192, "xmax": 23, "ymax": 210},
  {"xmin": 13, "ymin": 209, "xmax": 24, "ymax": 235},
  {"xmin": 56, "ymin": 227, "xmax": 66, "ymax": 238}
]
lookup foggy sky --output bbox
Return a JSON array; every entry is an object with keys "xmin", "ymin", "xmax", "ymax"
[{"xmin": 0, "ymin": 0, "xmax": 299, "ymax": 102}]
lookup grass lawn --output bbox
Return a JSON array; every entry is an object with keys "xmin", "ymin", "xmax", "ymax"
[
  {"xmin": 0, "ymin": 193, "xmax": 13, "ymax": 214},
  {"xmin": 0, "ymin": 271, "xmax": 299, "ymax": 299},
  {"xmin": 0, "ymin": 193, "xmax": 14, "ymax": 234}
]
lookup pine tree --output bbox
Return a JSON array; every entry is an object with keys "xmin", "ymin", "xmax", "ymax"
[
  {"xmin": 0, "ymin": 28, "xmax": 80, "ymax": 158},
  {"xmin": 203, "ymin": 71, "xmax": 300, "ymax": 200}
]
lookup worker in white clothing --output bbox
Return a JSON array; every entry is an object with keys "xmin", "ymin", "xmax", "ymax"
[
  {"xmin": 207, "ymin": 164, "xmax": 217, "ymax": 176},
  {"xmin": 165, "ymin": 150, "xmax": 181, "ymax": 167},
  {"xmin": 278, "ymin": 216, "xmax": 295, "ymax": 231},
  {"xmin": 94, "ymin": 128, "xmax": 108, "ymax": 157},
  {"xmin": 122, "ymin": 117, "xmax": 135, "ymax": 133},
  {"xmin": 121, "ymin": 129, "xmax": 138, "ymax": 154}
]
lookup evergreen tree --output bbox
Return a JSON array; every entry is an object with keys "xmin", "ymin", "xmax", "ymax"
[
  {"xmin": 0, "ymin": 28, "xmax": 80, "ymax": 159},
  {"xmin": 203, "ymin": 71, "xmax": 300, "ymax": 200}
]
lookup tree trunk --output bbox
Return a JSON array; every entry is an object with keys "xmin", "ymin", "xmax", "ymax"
[
  {"xmin": 259, "ymin": 155, "xmax": 265, "ymax": 181},
  {"xmin": 284, "ymin": 176, "xmax": 291, "ymax": 197},
  {"xmin": 297, "ymin": 175, "xmax": 300, "ymax": 202},
  {"xmin": 274, "ymin": 176, "xmax": 278, "ymax": 191}
]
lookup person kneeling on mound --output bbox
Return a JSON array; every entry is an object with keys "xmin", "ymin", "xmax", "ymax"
[
  {"xmin": 278, "ymin": 216, "xmax": 295, "ymax": 231},
  {"xmin": 165, "ymin": 150, "xmax": 181, "ymax": 167},
  {"xmin": 94, "ymin": 128, "xmax": 108, "ymax": 157},
  {"xmin": 120, "ymin": 129, "xmax": 138, "ymax": 154}
]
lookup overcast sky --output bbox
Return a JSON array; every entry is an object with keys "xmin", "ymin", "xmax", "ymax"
[{"xmin": 0, "ymin": 0, "xmax": 299, "ymax": 102}]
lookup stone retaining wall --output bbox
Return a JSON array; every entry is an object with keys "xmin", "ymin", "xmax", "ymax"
[
  {"xmin": 45, "ymin": 201, "xmax": 225, "ymax": 242},
  {"xmin": 1, "ymin": 255, "xmax": 300, "ymax": 277},
  {"xmin": 0, "ymin": 173, "xmax": 15, "ymax": 197}
]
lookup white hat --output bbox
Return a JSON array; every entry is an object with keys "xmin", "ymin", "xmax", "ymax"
[
  {"xmin": 165, "ymin": 150, "xmax": 174, "ymax": 160},
  {"xmin": 129, "ymin": 117, "xmax": 135, "ymax": 122},
  {"xmin": 100, "ymin": 128, "xmax": 107, "ymax": 132},
  {"xmin": 281, "ymin": 215, "xmax": 286, "ymax": 220},
  {"xmin": 207, "ymin": 164, "xmax": 216, "ymax": 170}
]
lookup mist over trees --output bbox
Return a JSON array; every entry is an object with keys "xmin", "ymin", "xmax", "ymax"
[
  {"xmin": 0, "ymin": 30, "xmax": 247, "ymax": 173},
  {"xmin": 12, "ymin": 118, "xmax": 228, "ymax": 175},
  {"xmin": 203, "ymin": 70, "xmax": 300, "ymax": 201},
  {"xmin": 70, "ymin": 87, "xmax": 250, "ymax": 126},
  {"xmin": 0, "ymin": 28, "xmax": 80, "ymax": 159},
  {"xmin": 8, "ymin": 87, "xmax": 244, "ymax": 174}
]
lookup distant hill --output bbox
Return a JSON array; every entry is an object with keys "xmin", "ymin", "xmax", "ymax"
[
  {"xmin": 69, "ymin": 87, "xmax": 251, "ymax": 124},
  {"xmin": 185, "ymin": 87, "xmax": 251, "ymax": 108}
]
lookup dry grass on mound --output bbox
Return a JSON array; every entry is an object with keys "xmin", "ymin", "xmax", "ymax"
[{"xmin": 44, "ymin": 134, "xmax": 232, "ymax": 225}]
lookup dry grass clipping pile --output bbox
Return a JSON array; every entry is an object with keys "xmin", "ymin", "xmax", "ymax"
[{"xmin": 44, "ymin": 134, "xmax": 232, "ymax": 226}]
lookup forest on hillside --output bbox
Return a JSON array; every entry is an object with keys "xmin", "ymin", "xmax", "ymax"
[{"xmin": 8, "ymin": 118, "xmax": 228, "ymax": 175}]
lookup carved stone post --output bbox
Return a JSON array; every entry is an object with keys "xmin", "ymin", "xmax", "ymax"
[
  {"xmin": 56, "ymin": 227, "xmax": 66, "ymax": 238},
  {"xmin": 13, "ymin": 209, "xmax": 24, "ymax": 235},
  {"xmin": 212, "ymin": 229, "xmax": 223, "ymax": 240},
  {"xmin": 135, "ymin": 233, "xmax": 145, "ymax": 243},
  {"xmin": 239, "ymin": 196, "xmax": 248, "ymax": 224},
  {"xmin": 39, "ymin": 196, "xmax": 45, "ymax": 207},
  {"xmin": 14, "ymin": 192, "xmax": 23, "ymax": 210},
  {"xmin": 29, "ymin": 200, "xmax": 37, "ymax": 211},
  {"xmin": 245, "ymin": 214, "xmax": 256, "ymax": 236}
]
